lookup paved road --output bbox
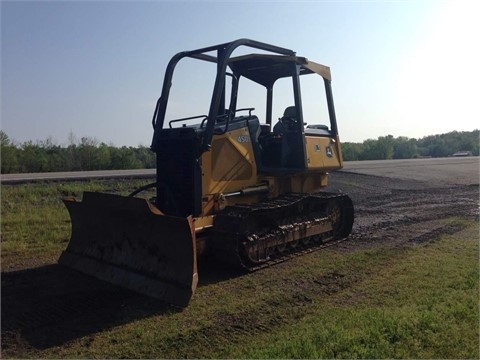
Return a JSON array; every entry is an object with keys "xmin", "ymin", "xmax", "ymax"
[
  {"xmin": 342, "ymin": 157, "xmax": 479, "ymax": 185},
  {"xmin": 0, "ymin": 168, "xmax": 156, "ymax": 184},
  {"xmin": 1, "ymin": 157, "xmax": 478, "ymax": 185}
]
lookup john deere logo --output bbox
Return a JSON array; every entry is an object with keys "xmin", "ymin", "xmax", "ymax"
[{"xmin": 326, "ymin": 146, "xmax": 333, "ymax": 157}]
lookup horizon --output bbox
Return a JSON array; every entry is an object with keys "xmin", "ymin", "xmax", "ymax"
[{"xmin": 2, "ymin": 128, "xmax": 478, "ymax": 148}]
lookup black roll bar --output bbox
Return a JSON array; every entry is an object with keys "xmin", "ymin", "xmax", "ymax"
[{"xmin": 151, "ymin": 39, "xmax": 295, "ymax": 153}]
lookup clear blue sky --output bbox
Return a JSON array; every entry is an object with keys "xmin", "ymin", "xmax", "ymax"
[{"xmin": 2, "ymin": 0, "xmax": 479, "ymax": 147}]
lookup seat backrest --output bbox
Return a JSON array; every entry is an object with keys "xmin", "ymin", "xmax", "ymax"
[
  {"xmin": 282, "ymin": 106, "xmax": 296, "ymax": 119},
  {"xmin": 274, "ymin": 106, "xmax": 297, "ymax": 134}
]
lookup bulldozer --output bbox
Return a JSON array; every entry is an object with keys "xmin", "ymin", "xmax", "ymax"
[{"xmin": 59, "ymin": 39, "xmax": 354, "ymax": 307}]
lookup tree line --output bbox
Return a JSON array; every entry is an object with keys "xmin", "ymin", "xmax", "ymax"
[
  {"xmin": 342, "ymin": 130, "xmax": 479, "ymax": 161},
  {"xmin": 1, "ymin": 129, "xmax": 478, "ymax": 174},
  {"xmin": 0, "ymin": 131, "xmax": 155, "ymax": 174}
]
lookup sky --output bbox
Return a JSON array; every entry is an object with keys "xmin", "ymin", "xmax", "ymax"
[{"xmin": 1, "ymin": 0, "xmax": 479, "ymax": 147}]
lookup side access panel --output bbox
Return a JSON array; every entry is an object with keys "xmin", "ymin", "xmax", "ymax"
[{"xmin": 305, "ymin": 134, "xmax": 343, "ymax": 171}]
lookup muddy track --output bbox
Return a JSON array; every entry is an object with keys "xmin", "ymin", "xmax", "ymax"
[{"xmin": 1, "ymin": 171, "xmax": 479, "ymax": 353}]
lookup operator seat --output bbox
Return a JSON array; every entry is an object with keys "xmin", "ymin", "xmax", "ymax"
[
  {"xmin": 282, "ymin": 105, "xmax": 297, "ymax": 119},
  {"xmin": 273, "ymin": 106, "xmax": 297, "ymax": 135}
]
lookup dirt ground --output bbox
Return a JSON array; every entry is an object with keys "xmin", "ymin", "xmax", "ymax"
[{"xmin": 1, "ymin": 169, "xmax": 479, "ymax": 355}]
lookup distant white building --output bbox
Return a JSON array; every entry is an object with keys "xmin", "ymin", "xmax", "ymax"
[{"xmin": 452, "ymin": 151, "xmax": 473, "ymax": 157}]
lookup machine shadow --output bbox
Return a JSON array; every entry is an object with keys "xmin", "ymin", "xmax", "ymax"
[
  {"xmin": 2, "ymin": 260, "xmax": 246, "ymax": 350},
  {"xmin": 197, "ymin": 256, "xmax": 247, "ymax": 287},
  {"xmin": 1, "ymin": 264, "xmax": 176, "ymax": 349}
]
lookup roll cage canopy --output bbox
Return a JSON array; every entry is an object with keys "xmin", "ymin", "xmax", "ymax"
[
  {"xmin": 151, "ymin": 38, "xmax": 337, "ymax": 154},
  {"xmin": 228, "ymin": 54, "xmax": 331, "ymax": 86}
]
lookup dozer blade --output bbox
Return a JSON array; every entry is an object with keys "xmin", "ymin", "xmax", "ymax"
[{"xmin": 59, "ymin": 191, "xmax": 198, "ymax": 307}]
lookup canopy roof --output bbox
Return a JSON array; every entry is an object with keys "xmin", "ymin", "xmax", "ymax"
[{"xmin": 227, "ymin": 54, "xmax": 331, "ymax": 87}]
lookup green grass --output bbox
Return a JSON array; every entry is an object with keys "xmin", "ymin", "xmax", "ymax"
[
  {"xmin": 38, "ymin": 221, "xmax": 479, "ymax": 359},
  {"xmin": 0, "ymin": 179, "xmax": 155, "ymax": 268},
  {"xmin": 229, "ymin": 223, "xmax": 479, "ymax": 359},
  {"xmin": 1, "ymin": 181, "xmax": 478, "ymax": 358}
]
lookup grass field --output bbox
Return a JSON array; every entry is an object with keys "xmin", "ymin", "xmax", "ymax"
[
  {"xmin": 1, "ymin": 180, "xmax": 479, "ymax": 358},
  {"xmin": 1, "ymin": 179, "xmax": 155, "ymax": 270}
]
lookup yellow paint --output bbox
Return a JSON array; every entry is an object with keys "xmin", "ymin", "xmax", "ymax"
[
  {"xmin": 305, "ymin": 135, "xmax": 342, "ymax": 171},
  {"xmin": 201, "ymin": 127, "xmax": 260, "ymax": 216},
  {"xmin": 200, "ymin": 126, "xmax": 343, "ymax": 216}
]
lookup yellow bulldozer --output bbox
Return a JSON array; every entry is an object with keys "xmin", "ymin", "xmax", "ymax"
[{"xmin": 59, "ymin": 39, "xmax": 354, "ymax": 307}]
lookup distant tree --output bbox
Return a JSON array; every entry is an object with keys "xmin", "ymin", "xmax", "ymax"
[
  {"xmin": 359, "ymin": 136, "xmax": 394, "ymax": 160},
  {"xmin": 0, "ymin": 131, "xmax": 19, "ymax": 173},
  {"xmin": 393, "ymin": 136, "xmax": 418, "ymax": 159},
  {"xmin": 376, "ymin": 135, "xmax": 394, "ymax": 159},
  {"xmin": 1, "ymin": 129, "xmax": 476, "ymax": 173},
  {"xmin": 359, "ymin": 139, "xmax": 376, "ymax": 160},
  {"xmin": 36, "ymin": 137, "xmax": 68, "ymax": 172},
  {"xmin": 421, "ymin": 136, "xmax": 450, "ymax": 157},
  {"xmin": 110, "ymin": 146, "xmax": 143, "ymax": 169},
  {"xmin": 65, "ymin": 143, "xmax": 80, "ymax": 171},
  {"xmin": 19, "ymin": 141, "xmax": 48, "ymax": 172},
  {"xmin": 0, "ymin": 130, "xmax": 10, "ymax": 145},
  {"xmin": 134, "ymin": 146, "xmax": 156, "ymax": 168},
  {"xmin": 77, "ymin": 136, "xmax": 98, "ymax": 170},
  {"xmin": 341, "ymin": 142, "xmax": 363, "ymax": 161},
  {"xmin": 453, "ymin": 130, "xmax": 479, "ymax": 155},
  {"xmin": 94, "ymin": 143, "xmax": 112, "ymax": 170}
]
